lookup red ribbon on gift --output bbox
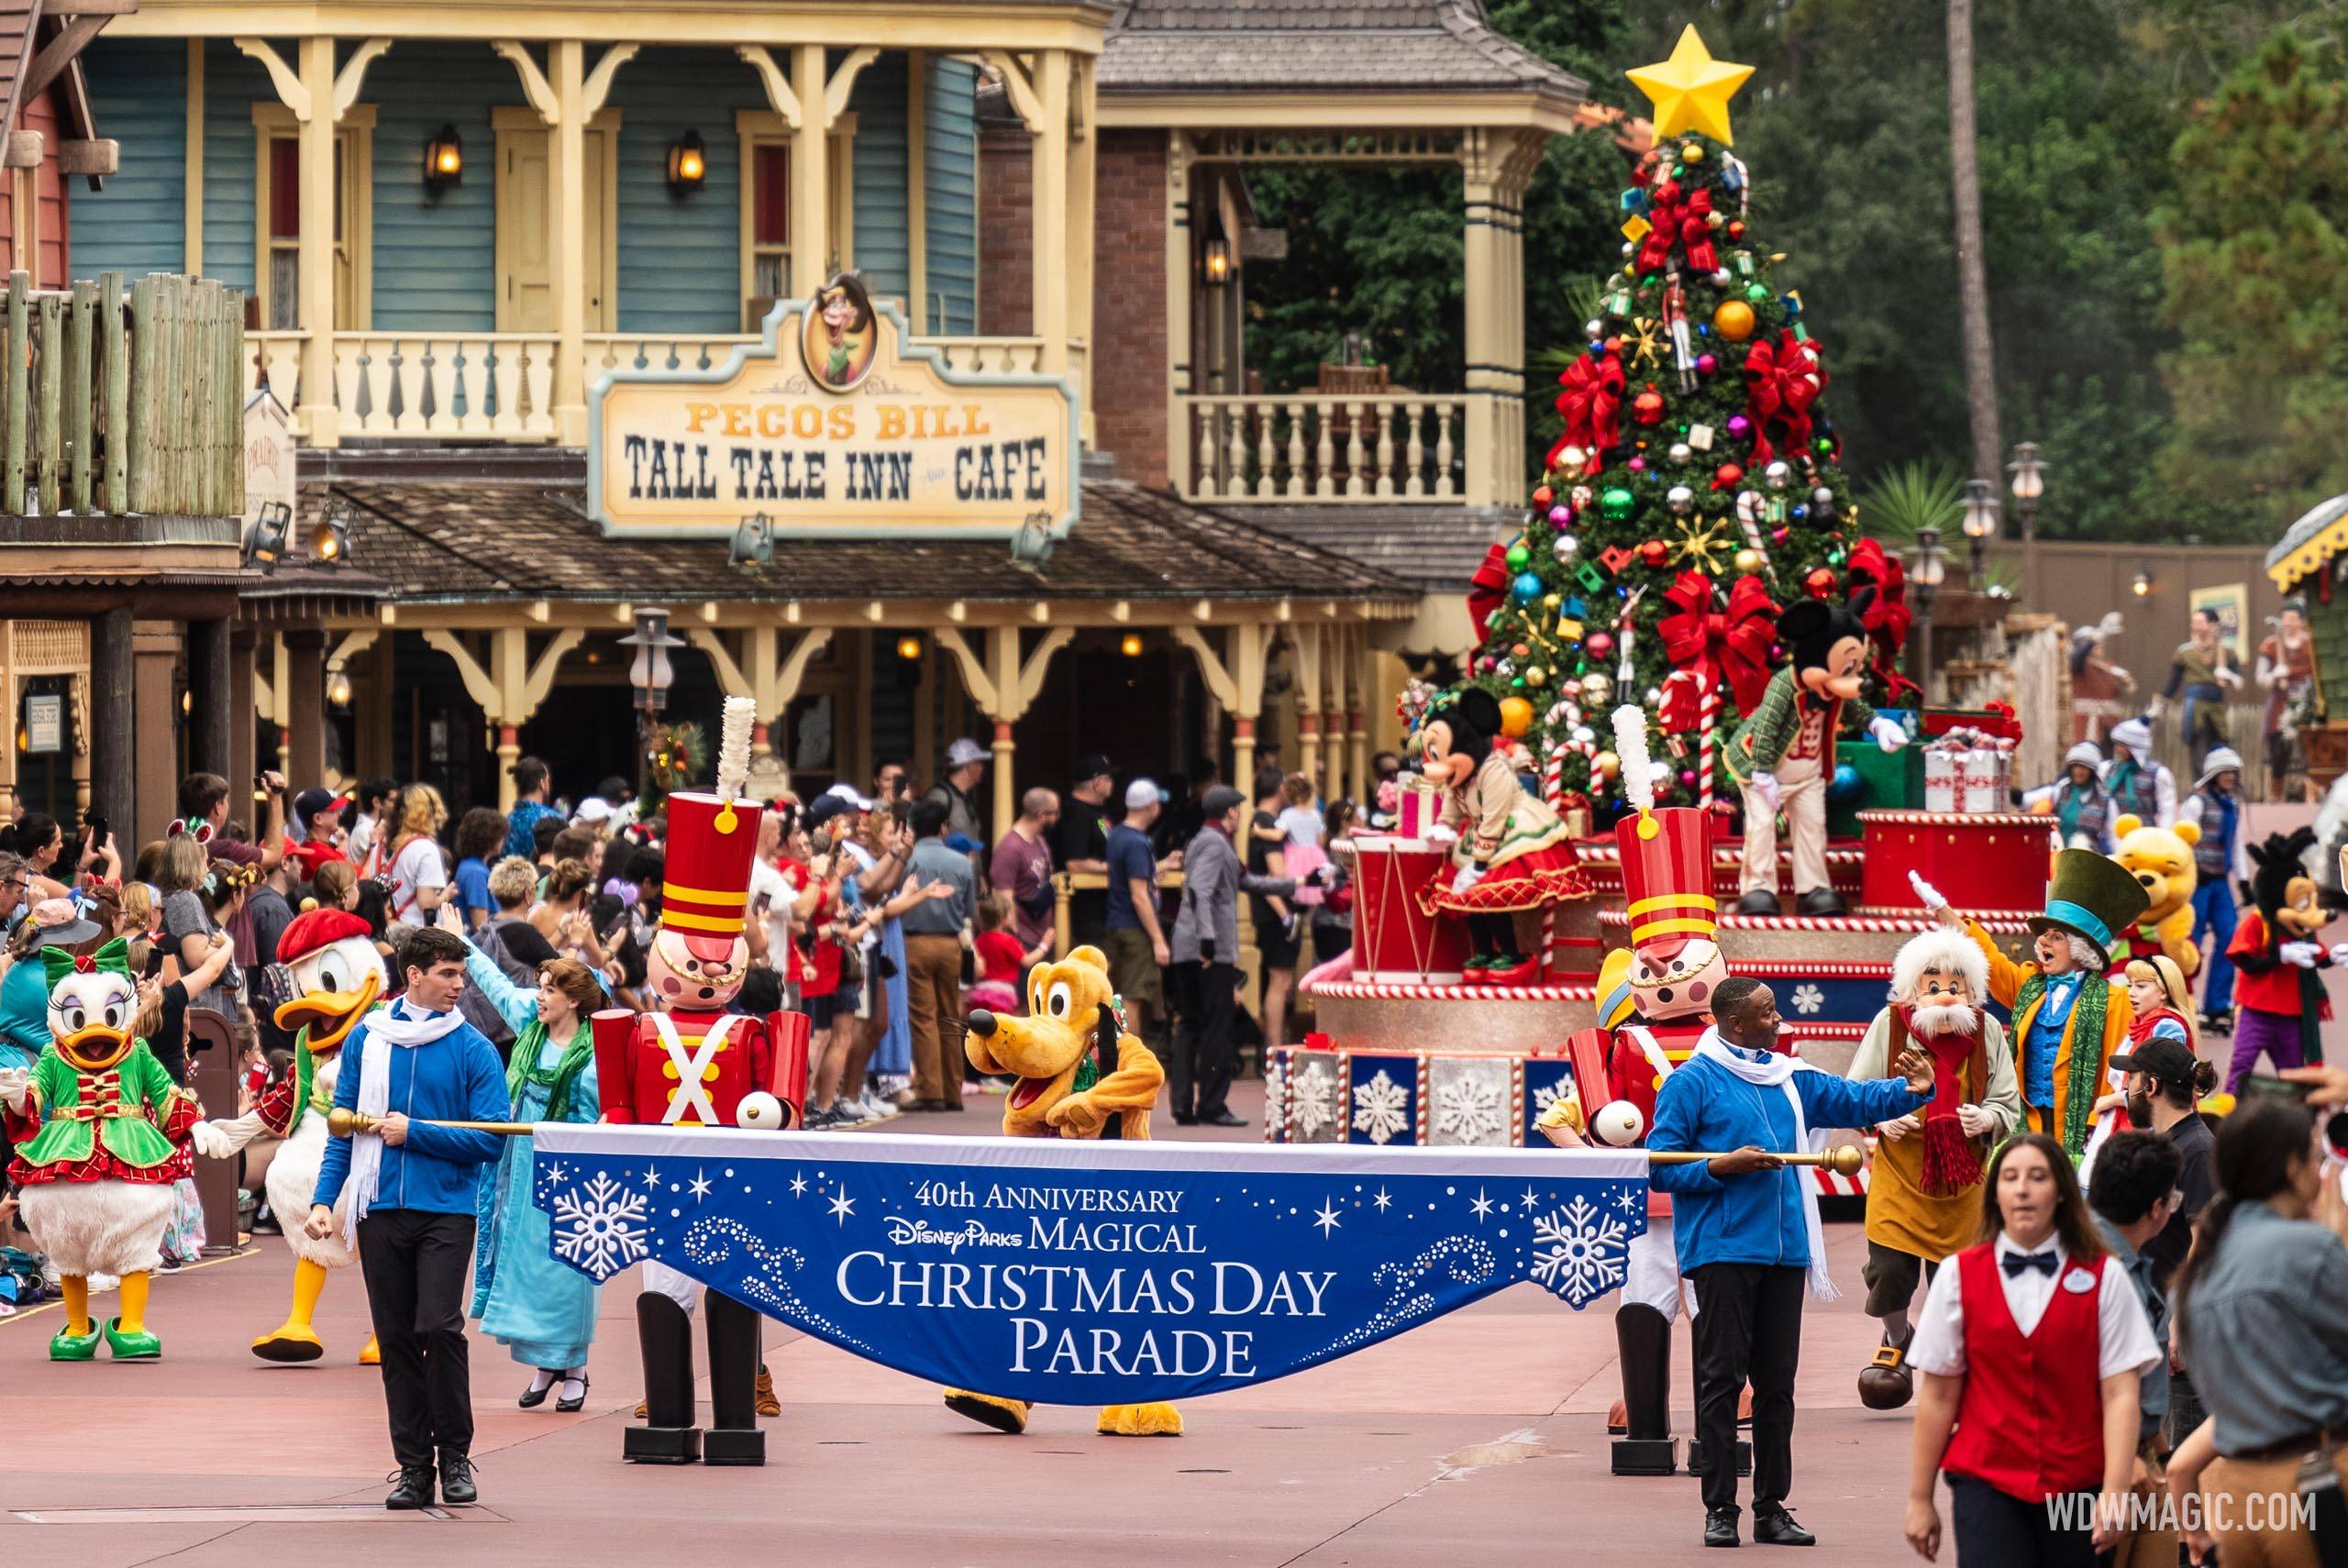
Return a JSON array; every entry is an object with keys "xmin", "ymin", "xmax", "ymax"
[
  {"xmin": 1468, "ymin": 542, "xmax": 1512, "ymax": 644},
  {"xmin": 1657, "ymin": 570, "xmax": 1780, "ymax": 714},
  {"xmin": 1844, "ymin": 537, "xmax": 1920, "ymax": 703},
  {"xmin": 1743, "ymin": 330, "xmax": 1824, "ymax": 464},
  {"xmin": 1547, "ymin": 351, "xmax": 1624, "ymax": 472}
]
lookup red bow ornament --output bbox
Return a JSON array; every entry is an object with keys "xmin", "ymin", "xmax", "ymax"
[
  {"xmin": 1468, "ymin": 543, "xmax": 1512, "ymax": 645},
  {"xmin": 1636, "ymin": 182, "xmax": 1717, "ymax": 276},
  {"xmin": 1844, "ymin": 537, "xmax": 1920, "ymax": 703},
  {"xmin": 1657, "ymin": 570, "xmax": 1780, "ymax": 715},
  {"xmin": 1548, "ymin": 351, "xmax": 1624, "ymax": 472},
  {"xmin": 1743, "ymin": 330, "xmax": 1824, "ymax": 465}
]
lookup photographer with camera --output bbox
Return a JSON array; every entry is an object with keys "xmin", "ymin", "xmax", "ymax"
[{"xmin": 1167, "ymin": 784, "xmax": 1295, "ymax": 1129}]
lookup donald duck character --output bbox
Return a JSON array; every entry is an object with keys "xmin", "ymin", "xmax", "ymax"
[
  {"xmin": 0, "ymin": 938, "xmax": 200, "ymax": 1359},
  {"xmin": 192, "ymin": 908, "xmax": 387, "ymax": 1362}
]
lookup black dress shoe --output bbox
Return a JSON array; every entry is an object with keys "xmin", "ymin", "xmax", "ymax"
[
  {"xmin": 384, "ymin": 1466, "xmax": 436, "ymax": 1510},
  {"xmin": 557, "ymin": 1375, "xmax": 590, "ymax": 1414},
  {"xmin": 1795, "ymin": 887, "xmax": 1845, "ymax": 917},
  {"xmin": 1172, "ymin": 1112, "xmax": 1198, "ymax": 1126},
  {"xmin": 1733, "ymin": 889, "xmax": 1779, "ymax": 917},
  {"xmin": 437, "ymin": 1452, "xmax": 478, "ymax": 1506},
  {"xmin": 1204, "ymin": 1110, "xmax": 1247, "ymax": 1128},
  {"xmin": 1753, "ymin": 1508, "xmax": 1814, "ymax": 1546},
  {"xmin": 1705, "ymin": 1507, "xmax": 1740, "ymax": 1548},
  {"xmin": 519, "ymin": 1373, "xmax": 555, "ymax": 1408}
]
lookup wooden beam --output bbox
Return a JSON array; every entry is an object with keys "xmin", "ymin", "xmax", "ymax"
[
  {"xmin": 734, "ymin": 44, "xmax": 800, "ymax": 130},
  {"xmin": 57, "ymin": 138, "xmax": 116, "ymax": 175},
  {"xmin": 980, "ymin": 49, "xmax": 1041, "ymax": 131},
  {"xmin": 328, "ymin": 628, "xmax": 378, "ymax": 668},
  {"xmin": 332, "ymin": 37, "xmax": 392, "ymax": 121},
  {"xmin": 19, "ymin": 15, "xmax": 108, "ymax": 112},
  {"xmin": 514, "ymin": 628, "xmax": 582, "ymax": 721},
  {"xmin": 423, "ymin": 629, "xmax": 500, "ymax": 718},
  {"xmin": 935, "ymin": 625, "xmax": 996, "ymax": 712},
  {"xmin": 492, "ymin": 39, "xmax": 558, "ymax": 125},
  {"xmin": 581, "ymin": 41, "xmax": 638, "ymax": 119},
  {"xmin": 183, "ymin": 39, "xmax": 203, "ymax": 274},
  {"xmin": 233, "ymin": 37, "xmax": 309, "ymax": 120},
  {"xmin": 824, "ymin": 44, "xmax": 879, "ymax": 128}
]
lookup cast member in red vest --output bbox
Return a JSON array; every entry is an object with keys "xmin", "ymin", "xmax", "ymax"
[{"xmin": 1902, "ymin": 1132, "xmax": 2158, "ymax": 1567}]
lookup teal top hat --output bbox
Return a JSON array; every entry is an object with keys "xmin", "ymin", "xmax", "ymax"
[{"xmin": 2028, "ymin": 847, "xmax": 2151, "ymax": 950}]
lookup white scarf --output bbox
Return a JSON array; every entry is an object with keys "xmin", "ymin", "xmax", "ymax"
[
  {"xmin": 342, "ymin": 999, "xmax": 465, "ymax": 1248},
  {"xmin": 1692, "ymin": 1029, "xmax": 1838, "ymax": 1302}
]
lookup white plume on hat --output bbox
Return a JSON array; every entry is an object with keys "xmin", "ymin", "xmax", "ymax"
[
  {"xmin": 1612, "ymin": 704, "xmax": 1656, "ymax": 813},
  {"xmin": 1890, "ymin": 926, "xmax": 1988, "ymax": 1006},
  {"xmin": 716, "ymin": 694, "xmax": 756, "ymax": 801}
]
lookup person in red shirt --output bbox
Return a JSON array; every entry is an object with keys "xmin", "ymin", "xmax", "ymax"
[
  {"xmin": 1902, "ymin": 1133, "xmax": 2158, "ymax": 1566},
  {"xmin": 969, "ymin": 891, "xmax": 1030, "ymax": 1016}
]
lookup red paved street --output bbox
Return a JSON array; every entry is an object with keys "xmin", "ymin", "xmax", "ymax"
[{"xmin": 4, "ymin": 1081, "xmax": 1935, "ymax": 1566}]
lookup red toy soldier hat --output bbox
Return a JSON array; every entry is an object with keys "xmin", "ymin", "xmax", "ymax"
[
  {"xmin": 1614, "ymin": 805, "xmax": 1715, "ymax": 963},
  {"xmin": 659, "ymin": 790, "xmax": 760, "ymax": 942}
]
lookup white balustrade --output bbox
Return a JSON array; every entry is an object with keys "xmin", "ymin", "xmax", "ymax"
[
  {"xmin": 331, "ymin": 333, "xmax": 557, "ymax": 440},
  {"xmin": 1180, "ymin": 394, "xmax": 1462, "ymax": 502},
  {"xmin": 912, "ymin": 335, "xmax": 1047, "ymax": 376},
  {"xmin": 584, "ymin": 335, "xmax": 756, "ymax": 388},
  {"xmin": 247, "ymin": 330, "xmax": 305, "ymax": 427}
]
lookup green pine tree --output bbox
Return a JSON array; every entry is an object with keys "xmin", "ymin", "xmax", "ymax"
[{"xmin": 1462, "ymin": 129, "xmax": 1897, "ymax": 822}]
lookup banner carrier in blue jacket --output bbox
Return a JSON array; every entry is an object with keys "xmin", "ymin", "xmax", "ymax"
[{"xmin": 532, "ymin": 1128, "xmax": 1645, "ymax": 1406}]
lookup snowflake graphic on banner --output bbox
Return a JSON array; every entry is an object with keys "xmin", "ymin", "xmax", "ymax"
[
  {"xmin": 1530, "ymin": 1079, "xmax": 1569, "ymax": 1122},
  {"xmin": 550, "ymin": 1171, "xmax": 651, "ymax": 1281},
  {"xmin": 1432, "ymin": 1073, "xmax": 1504, "ymax": 1144},
  {"xmin": 1789, "ymin": 983, "xmax": 1825, "ymax": 1017},
  {"xmin": 1529, "ymin": 1194, "xmax": 1629, "ymax": 1306},
  {"xmin": 1352, "ymin": 1069, "xmax": 1410, "ymax": 1144}
]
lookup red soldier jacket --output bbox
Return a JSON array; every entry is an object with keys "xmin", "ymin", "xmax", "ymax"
[
  {"xmin": 1568, "ymin": 1013, "xmax": 1709, "ymax": 1220},
  {"xmin": 593, "ymin": 1006, "xmax": 779, "ymax": 1128}
]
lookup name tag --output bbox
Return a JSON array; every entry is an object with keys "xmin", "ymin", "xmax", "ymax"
[{"xmin": 2062, "ymin": 1267, "xmax": 2097, "ymax": 1295}]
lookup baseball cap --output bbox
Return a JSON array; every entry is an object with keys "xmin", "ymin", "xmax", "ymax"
[
  {"xmin": 2109, "ymin": 1036, "xmax": 2197, "ymax": 1088},
  {"xmin": 1124, "ymin": 778, "xmax": 1167, "ymax": 810},
  {"xmin": 292, "ymin": 787, "xmax": 344, "ymax": 822},
  {"xmin": 572, "ymin": 797, "xmax": 615, "ymax": 825},
  {"xmin": 1076, "ymin": 753, "xmax": 1115, "ymax": 784},
  {"xmin": 805, "ymin": 795, "xmax": 857, "ymax": 829},
  {"xmin": 824, "ymin": 782, "xmax": 876, "ymax": 812},
  {"xmin": 946, "ymin": 737, "xmax": 989, "ymax": 768}
]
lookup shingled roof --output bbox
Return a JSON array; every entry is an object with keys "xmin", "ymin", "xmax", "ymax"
[
  {"xmin": 302, "ymin": 477, "xmax": 1421, "ymax": 609},
  {"xmin": 1098, "ymin": 0, "xmax": 1585, "ymax": 99},
  {"xmin": 1239, "ymin": 502, "xmax": 1511, "ymax": 592}
]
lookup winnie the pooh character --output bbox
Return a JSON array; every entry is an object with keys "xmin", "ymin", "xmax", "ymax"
[
  {"xmin": 941, "ymin": 945, "xmax": 1180, "ymax": 1438},
  {"xmin": 2108, "ymin": 813, "xmax": 2200, "ymax": 978}
]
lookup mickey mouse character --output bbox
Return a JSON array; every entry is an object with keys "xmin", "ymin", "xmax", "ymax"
[
  {"xmin": 1415, "ymin": 688, "xmax": 1592, "ymax": 986},
  {"xmin": 2223, "ymin": 825, "xmax": 2348, "ymax": 1094},
  {"xmin": 1722, "ymin": 591, "xmax": 1910, "ymax": 917}
]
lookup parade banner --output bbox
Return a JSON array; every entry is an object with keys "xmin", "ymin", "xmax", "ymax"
[{"xmin": 532, "ymin": 1128, "xmax": 1646, "ymax": 1406}]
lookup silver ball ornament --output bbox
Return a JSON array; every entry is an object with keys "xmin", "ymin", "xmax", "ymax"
[
  {"xmin": 1667, "ymin": 441, "xmax": 1693, "ymax": 464},
  {"xmin": 1811, "ymin": 485, "xmax": 1836, "ymax": 510},
  {"xmin": 1553, "ymin": 535, "xmax": 1580, "ymax": 564},
  {"xmin": 1667, "ymin": 484, "xmax": 1697, "ymax": 515},
  {"xmin": 1584, "ymin": 318, "xmax": 1605, "ymax": 339},
  {"xmin": 1764, "ymin": 460, "xmax": 1793, "ymax": 491}
]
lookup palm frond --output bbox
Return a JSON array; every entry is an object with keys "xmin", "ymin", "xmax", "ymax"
[{"xmin": 1855, "ymin": 460, "xmax": 1966, "ymax": 549}]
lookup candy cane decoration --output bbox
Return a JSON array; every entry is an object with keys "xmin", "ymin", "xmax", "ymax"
[
  {"xmin": 1698, "ymin": 670, "xmax": 1718, "ymax": 812},
  {"xmin": 1735, "ymin": 491, "xmax": 1770, "ymax": 569}
]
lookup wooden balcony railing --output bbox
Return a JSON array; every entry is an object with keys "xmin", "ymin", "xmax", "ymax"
[
  {"xmin": 3, "ymin": 271, "xmax": 244, "ymax": 518},
  {"xmin": 1178, "ymin": 392, "xmax": 1462, "ymax": 503}
]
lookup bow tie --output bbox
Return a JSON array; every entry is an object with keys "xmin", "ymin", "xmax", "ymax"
[
  {"xmin": 2044, "ymin": 971, "xmax": 2084, "ymax": 993},
  {"xmin": 2002, "ymin": 1249, "xmax": 2058, "ymax": 1279}
]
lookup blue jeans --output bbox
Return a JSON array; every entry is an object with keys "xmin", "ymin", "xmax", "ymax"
[{"xmin": 2191, "ymin": 877, "xmax": 2239, "ymax": 1015}]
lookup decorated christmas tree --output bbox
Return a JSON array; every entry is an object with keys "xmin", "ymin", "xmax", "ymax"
[{"xmin": 1460, "ymin": 27, "xmax": 1911, "ymax": 824}]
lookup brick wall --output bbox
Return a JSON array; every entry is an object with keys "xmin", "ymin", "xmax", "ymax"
[
  {"xmin": 1090, "ymin": 129, "xmax": 1167, "ymax": 488},
  {"xmin": 979, "ymin": 124, "xmax": 1031, "ymax": 337}
]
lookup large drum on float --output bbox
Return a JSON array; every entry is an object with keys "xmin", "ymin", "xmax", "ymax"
[{"xmin": 1349, "ymin": 834, "xmax": 1469, "ymax": 984}]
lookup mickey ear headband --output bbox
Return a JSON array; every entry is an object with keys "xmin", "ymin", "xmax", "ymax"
[{"xmin": 167, "ymin": 819, "xmax": 215, "ymax": 845}]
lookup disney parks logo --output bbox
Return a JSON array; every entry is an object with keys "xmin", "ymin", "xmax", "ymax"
[{"xmin": 883, "ymin": 1217, "xmax": 1024, "ymax": 1251}]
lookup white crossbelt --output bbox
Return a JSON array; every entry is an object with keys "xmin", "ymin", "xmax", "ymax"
[{"xmin": 649, "ymin": 1012, "xmax": 740, "ymax": 1127}]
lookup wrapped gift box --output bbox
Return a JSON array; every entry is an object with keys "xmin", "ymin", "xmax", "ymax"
[
  {"xmin": 1959, "ymin": 747, "xmax": 2012, "ymax": 812},
  {"xmin": 1923, "ymin": 749, "xmax": 1961, "ymax": 813},
  {"xmin": 1828, "ymin": 737, "xmax": 1926, "ymax": 838},
  {"xmin": 1397, "ymin": 777, "xmax": 1442, "ymax": 840}
]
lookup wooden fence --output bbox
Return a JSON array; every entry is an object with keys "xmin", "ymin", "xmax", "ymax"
[{"xmin": 0, "ymin": 271, "xmax": 246, "ymax": 519}]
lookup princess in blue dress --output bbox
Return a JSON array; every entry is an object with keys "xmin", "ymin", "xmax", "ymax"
[{"xmin": 465, "ymin": 945, "xmax": 604, "ymax": 1409}]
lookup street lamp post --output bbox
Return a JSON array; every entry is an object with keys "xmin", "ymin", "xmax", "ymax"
[
  {"xmin": 2009, "ymin": 440, "xmax": 2044, "ymax": 601},
  {"xmin": 1911, "ymin": 525, "xmax": 1947, "ymax": 703},
  {"xmin": 1960, "ymin": 478, "xmax": 1999, "ymax": 587},
  {"xmin": 617, "ymin": 606, "xmax": 684, "ymax": 802}
]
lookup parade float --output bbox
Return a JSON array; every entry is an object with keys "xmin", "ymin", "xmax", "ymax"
[{"xmin": 1275, "ymin": 28, "xmax": 2048, "ymax": 1183}]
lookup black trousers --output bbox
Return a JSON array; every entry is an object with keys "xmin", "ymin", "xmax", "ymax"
[
  {"xmin": 1946, "ymin": 1474, "xmax": 2102, "ymax": 1568},
  {"xmin": 358, "ymin": 1209, "xmax": 476, "ymax": 1470},
  {"xmin": 1689, "ymin": 1262, "xmax": 1805, "ymax": 1514},
  {"xmin": 1168, "ymin": 960, "xmax": 1239, "ymax": 1120}
]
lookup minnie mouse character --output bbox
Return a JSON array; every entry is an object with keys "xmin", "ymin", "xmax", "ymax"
[
  {"xmin": 1722, "ymin": 591, "xmax": 1910, "ymax": 917},
  {"xmin": 1415, "ymin": 688, "xmax": 1591, "ymax": 986}
]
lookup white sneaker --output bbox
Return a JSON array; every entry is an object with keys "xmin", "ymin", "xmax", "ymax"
[{"xmin": 858, "ymin": 1090, "xmax": 899, "ymax": 1124}]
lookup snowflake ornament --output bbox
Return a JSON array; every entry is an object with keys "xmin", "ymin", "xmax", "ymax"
[
  {"xmin": 1352, "ymin": 1069, "xmax": 1411, "ymax": 1145},
  {"xmin": 1293, "ymin": 1057, "xmax": 1341, "ymax": 1139},
  {"xmin": 1529, "ymin": 1195, "xmax": 1629, "ymax": 1306},
  {"xmin": 551, "ymin": 1172, "xmax": 651, "ymax": 1281},
  {"xmin": 1789, "ymin": 982, "xmax": 1825, "ymax": 1016},
  {"xmin": 1432, "ymin": 1073, "xmax": 1504, "ymax": 1145}
]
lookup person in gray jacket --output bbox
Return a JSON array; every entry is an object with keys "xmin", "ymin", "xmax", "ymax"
[{"xmin": 1168, "ymin": 784, "xmax": 1297, "ymax": 1127}]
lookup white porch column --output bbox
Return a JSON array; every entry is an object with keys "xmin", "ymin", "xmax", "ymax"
[
  {"xmin": 296, "ymin": 38, "xmax": 338, "ymax": 445},
  {"xmin": 549, "ymin": 40, "xmax": 588, "ymax": 445},
  {"xmin": 1460, "ymin": 128, "xmax": 1544, "ymax": 507}
]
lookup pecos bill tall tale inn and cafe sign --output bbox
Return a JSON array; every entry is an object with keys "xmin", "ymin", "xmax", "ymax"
[{"xmin": 589, "ymin": 272, "xmax": 1080, "ymax": 540}]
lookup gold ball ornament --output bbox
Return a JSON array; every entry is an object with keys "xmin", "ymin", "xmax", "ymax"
[
  {"xmin": 1525, "ymin": 666, "xmax": 1548, "ymax": 687},
  {"xmin": 1594, "ymin": 750, "xmax": 1621, "ymax": 781},
  {"xmin": 1734, "ymin": 547, "xmax": 1764, "ymax": 573},
  {"xmin": 1498, "ymin": 696, "xmax": 1535, "ymax": 738},
  {"xmin": 1713, "ymin": 300, "xmax": 1756, "ymax": 341}
]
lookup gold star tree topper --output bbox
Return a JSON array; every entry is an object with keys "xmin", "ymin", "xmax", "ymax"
[{"xmin": 1627, "ymin": 26, "xmax": 1755, "ymax": 146}]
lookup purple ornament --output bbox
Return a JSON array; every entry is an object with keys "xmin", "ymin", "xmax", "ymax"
[
  {"xmin": 1626, "ymin": 456, "xmax": 1648, "ymax": 474},
  {"xmin": 1696, "ymin": 353, "xmax": 1718, "ymax": 375},
  {"xmin": 1678, "ymin": 769, "xmax": 1698, "ymax": 788},
  {"xmin": 1548, "ymin": 504, "xmax": 1571, "ymax": 525},
  {"xmin": 1725, "ymin": 414, "xmax": 1753, "ymax": 441}
]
